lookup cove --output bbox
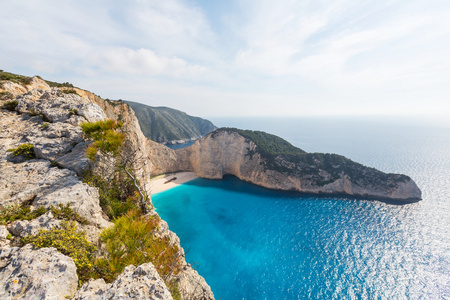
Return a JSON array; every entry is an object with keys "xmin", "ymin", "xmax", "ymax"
[{"xmin": 153, "ymin": 175, "xmax": 444, "ymax": 299}]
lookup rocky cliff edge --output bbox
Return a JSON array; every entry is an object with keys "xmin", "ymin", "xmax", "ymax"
[
  {"xmin": 150, "ymin": 128, "xmax": 421, "ymax": 201},
  {"xmin": 0, "ymin": 77, "xmax": 214, "ymax": 300}
]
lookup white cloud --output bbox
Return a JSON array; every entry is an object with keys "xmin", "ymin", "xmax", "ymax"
[
  {"xmin": 0, "ymin": 0, "xmax": 449, "ymax": 117},
  {"xmin": 96, "ymin": 47, "xmax": 206, "ymax": 76}
]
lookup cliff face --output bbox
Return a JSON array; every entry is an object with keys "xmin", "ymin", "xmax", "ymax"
[
  {"xmin": 0, "ymin": 77, "xmax": 214, "ymax": 300},
  {"xmin": 167, "ymin": 130, "xmax": 421, "ymax": 201},
  {"xmin": 125, "ymin": 100, "xmax": 216, "ymax": 145}
]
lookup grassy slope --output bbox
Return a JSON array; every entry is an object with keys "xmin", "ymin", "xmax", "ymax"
[{"xmin": 125, "ymin": 100, "xmax": 216, "ymax": 143}]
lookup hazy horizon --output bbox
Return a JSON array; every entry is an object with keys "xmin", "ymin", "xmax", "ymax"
[{"xmin": 1, "ymin": 0, "xmax": 449, "ymax": 118}]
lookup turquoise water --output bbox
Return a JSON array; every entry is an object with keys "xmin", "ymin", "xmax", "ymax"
[{"xmin": 153, "ymin": 117, "xmax": 450, "ymax": 299}]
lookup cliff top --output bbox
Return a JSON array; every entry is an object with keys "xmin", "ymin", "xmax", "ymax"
[{"xmin": 213, "ymin": 127, "xmax": 306, "ymax": 157}]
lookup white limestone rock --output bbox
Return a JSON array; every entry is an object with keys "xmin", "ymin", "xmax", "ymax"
[
  {"xmin": 73, "ymin": 263, "xmax": 173, "ymax": 300},
  {"xmin": 26, "ymin": 122, "xmax": 84, "ymax": 161},
  {"xmin": 15, "ymin": 88, "xmax": 106, "ymax": 124},
  {"xmin": 57, "ymin": 141, "xmax": 93, "ymax": 176},
  {"xmin": 0, "ymin": 225, "xmax": 10, "ymax": 247},
  {"xmin": 0, "ymin": 159, "xmax": 108, "ymax": 228},
  {"xmin": 0, "ymin": 245, "xmax": 78, "ymax": 299},
  {"xmin": 174, "ymin": 130, "xmax": 422, "ymax": 201},
  {"xmin": 7, "ymin": 211, "xmax": 61, "ymax": 237}
]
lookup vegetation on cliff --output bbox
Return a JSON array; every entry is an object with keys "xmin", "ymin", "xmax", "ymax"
[
  {"xmin": 213, "ymin": 127, "xmax": 306, "ymax": 157},
  {"xmin": 97, "ymin": 209, "xmax": 182, "ymax": 298},
  {"xmin": 22, "ymin": 221, "xmax": 95, "ymax": 285},
  {"xmin": 7, "ymin": 143, "xmax": 36, "ymax": 160},
  {"xmin": 216, "ymin": 128, "xmax": 410, "ymax": 188},
  {"xmin": 79, "ymin": 119, "xmax": 182, "ymax": 297},
  {"xmin": 0, "ymin": 70, "xmax": 32, "ymax": 86},
  {"xmin": 126, "ymin": 100, "xmax": 216, "ymax": 144}
]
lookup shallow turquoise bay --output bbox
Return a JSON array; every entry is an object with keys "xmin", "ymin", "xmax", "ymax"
[{"xmin": 153, "ymin": 117, "xmax": 450, "ymax": 299}]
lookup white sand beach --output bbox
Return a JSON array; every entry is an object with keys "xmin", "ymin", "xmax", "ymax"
[{"xmin": 149, "ymin": 172, "xmax": 199, "ymax": 194}]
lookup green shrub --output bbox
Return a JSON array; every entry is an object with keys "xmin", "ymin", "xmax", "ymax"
[
  {"xmin": 0, "ymin": 204, "xmax": 47, "ymax": 225},
  {"xmin": 50, "ymin": 203, "xmax": 89, "ymax": 225},
  {"xmin": 82, "ymin": 169, "xmax": 139, "ymax": 219},
  {"xmin": 28, "ymin": 110, "xmax": 51, "ymax": 122},
  {"xmin": 49, "ymin": 160, "xmax": 62, "ymax": 168},
  {"xmin": 41, "ymin": 122, "xmax": 50, "ymax": 129},
  {"xmin": 81, "ymin": 120, "xmax": 125, "ymax": 160},
  {"xmin": 45, "ymin": 80, "xmax": 74, "ymax": 88},
  {"xmin": 2, "ymin": 100, "xmax": 18, "ymax": 111},
  {"xmin": 7, "ymin": 143, "xmax": 35, "ymax": 160},
  {"xmin": 62, "ymin": 89, "xmax": 80, "ymax": 96},
  {"xmin": 0, "ymin": 91, "xmax": 13, "ymax": 100},
  {"xmin": 0, "ymin": 71, "xmax": 32, "ymax": 85},
  {"xmin": 96, "ymin": 209, "xmax": 182, "ymax": 297},
  {"xmin": 22, "ymin": 221, "xmax": 95, "ymax": 285},
  {"xmin": 68, "ymin": 108, "xmax": 78, "ymax": 116}
]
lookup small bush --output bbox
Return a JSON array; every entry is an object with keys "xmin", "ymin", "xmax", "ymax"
[
  {"xmin": 81, "ymin": 120, "xmax": 125, "ymax": 160},
  {"xmin": 22, "ymin": 221, "xmax": 95, "ymax": 285},
  {"xmin": 41, "ymin": 122, "xmax": 50, "ymax": 129},
  {"xmin": 0, "ymin": 205, "xmax": 47, "ymax": 225},
  {"xmin": 2, "ymin": 100, "xmax": 18, "ymax": 111},
  {"xmin": 50, "ymin": 203, "xmax": 89, "ymax": 225},
  {"xmin": 49, "ymin": 160, "xmax": 61, "ymax": 168},
  {"xmin": 82, "ymin": 170, "xmax": 139, "ymax": 219},
  {"xmin": 62, "ymin": 89, "xmax": 80, "ymax": 96},
  {"xmin": 68, "ymin": 108, "xmax": 78, "ymax": 116},
  {"xmin": 97, "ymin": 209, "xmax": 182, "ymax": 296},
  {"xmin": 28, "ymin": 110, "xmax": 51, "ymax": 122},
  {"xmin": 0, "ymin": 91, "xmax": 13, "ymax": 100},
  {"xmin": 0, "ymin": 71, "xmax": 31, "ymax": 85},
  {"xmin": 45, "ymin": 80, "xmax": 74, "ymax": 88},
  {"xmin": 7, "ymin": 143, "xmax": 35, "ymax": 160}
]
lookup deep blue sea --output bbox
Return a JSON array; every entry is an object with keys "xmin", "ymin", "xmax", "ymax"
[{"xmin": 153, "ymin": 116, "xmax": 450, "ymax": 299}]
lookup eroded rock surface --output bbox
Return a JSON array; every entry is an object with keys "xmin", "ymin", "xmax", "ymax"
[
  {"xmin": 73, "ymin": 263, "xmax": 173, "ymax": 300},
  {"xmin": 166, "ymin": 130, "xmax": 422, "ymax": 201},
  {"xmin": 0, "ymin": 245, "xmax": 78, "ymax": 299},
  {"xmin": 1, "ymin": 84, "xmax": 215, "ymax": 300}
]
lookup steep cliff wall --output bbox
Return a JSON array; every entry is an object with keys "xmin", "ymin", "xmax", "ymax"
[
  {"xmin": 0, "ymin": 77, "xmax": 214, "ymax": 300},
  {"xmin": 169, "ymin": 129, "xmax": 421, "ymax": 201}
]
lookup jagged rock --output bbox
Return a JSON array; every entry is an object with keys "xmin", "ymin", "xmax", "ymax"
[
  {"xmin": 73, "ymin": 263, "xmax": 173, "ymax": 300},
  {"xmin": 73, "ymin": 279, "xmax": 109, "ymax": 299},
  {"xmin": 77, "ymin": 103, "xmax": 107, "ymax": 123},
  {"xmin": 7, "ymin": 211, "xmax": 61, "ymax": 237},
  {"xmin": 0, "ymin": 159, "xmax": 108, "ymax": 228},
  {"xmin": 0, "ymin": 226, "xmax": 8, "ymax": 239},
  {"xmin": 1, "ymin": 81, "xmax": 28, "ymax": 95},
  {"xmin": 178, "ymin": 267, "xmax": 214, "ymax": 300},
  {"xmin": 15, "ymin": 88, "xmax": 106, "ymax": 124},
  {"xmin": 67, "ymin": 115, "xmax": 88, "ymax": 126},
  {"xmin": 1, "ymin": 85, "xmax": 215, "ymax": 300},
  {"xmin": 0, "ymin": 225, "xmax": 10, "ymax": 247},
  {"xmin": 58, "ymin": 141, "xmax": 93, "ymax": 176},
  {"xmin": 27, "ymin": 122, "xmax": 84, "ymax": 161},
  {"xmin": 0, "ymin": 244, "xmax": 78, "ymax": 299},
  {"xmin": 33, "ymin": 172, "xmax": 109, "ymax": 228}
]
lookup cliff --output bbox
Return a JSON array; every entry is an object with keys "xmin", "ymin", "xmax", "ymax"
[
  {"xmin": 152, "ymin": 128, "xmax": 421, "ymax": 201},
  {"xmin": 0, "ymin": 75, "xmax": 214, "ymax": 300},
  {"xmin": 125, "ymin": 100, "xmax": 216, "ymax": 145}
]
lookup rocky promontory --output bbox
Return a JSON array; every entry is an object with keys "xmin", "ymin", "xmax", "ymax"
[{"xmin": 151, "ymin": 128, "xmax": 421, "ymax": 201}]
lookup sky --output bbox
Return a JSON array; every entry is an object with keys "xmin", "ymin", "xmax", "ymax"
[{"xmin": 1, "ymin": 0, "xmax": 450, "ymax": 118}]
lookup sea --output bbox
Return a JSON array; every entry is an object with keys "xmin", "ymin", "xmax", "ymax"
[{"xmin": 155, "ymin": 116, "xmax": 450, "ymax": 299}]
